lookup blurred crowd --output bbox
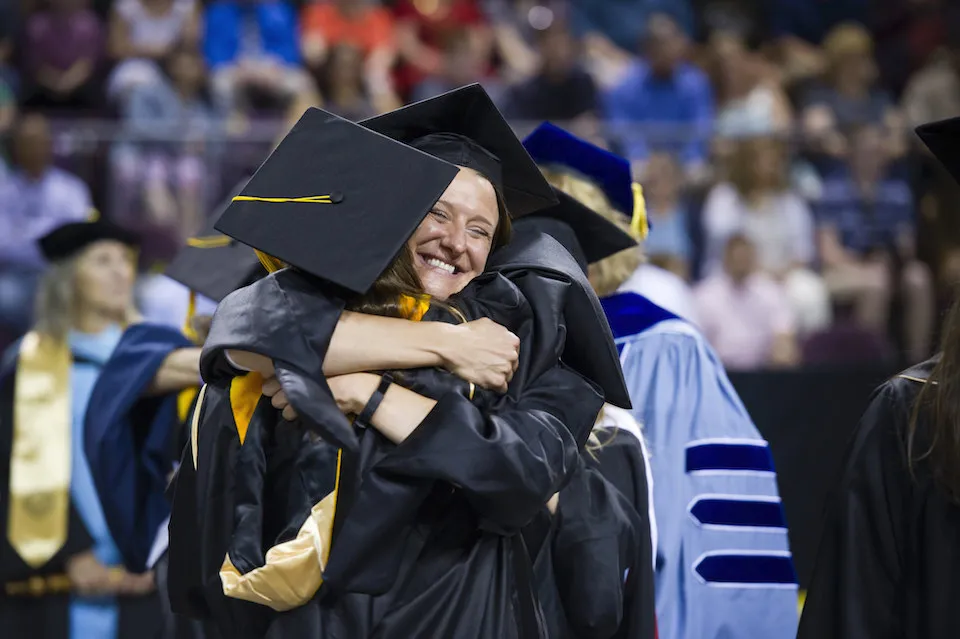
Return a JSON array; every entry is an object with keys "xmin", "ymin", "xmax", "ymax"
[{"xmin": 1, "ymin": 0, "xmax": 960, "ymax": 371}]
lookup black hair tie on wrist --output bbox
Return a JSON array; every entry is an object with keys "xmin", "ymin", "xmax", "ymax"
[{"xmin": 356, "ymin": 373, "xmax": 393, "ymax": 428}]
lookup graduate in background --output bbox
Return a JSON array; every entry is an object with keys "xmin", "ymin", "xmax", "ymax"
[
  {"xmin": 84, "ymin": 221, "xmax": 263, "ymax": 639},
  {"xmin": 513, "ymin": 187, "xmax": 658, "ymax": 639},
  {"xmin": 524, "ymin": 123, "xmax": 799, "ymax": 639},
  {"xmin": 0, "ymin": 218, "xmax": 161, "ymax": 639},
  {"xmin": 797, "ymin": 116, "xmax": 960, "ymax": 639}
]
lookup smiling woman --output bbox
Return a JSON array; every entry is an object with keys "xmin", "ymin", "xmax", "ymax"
[{"xmin": 407, "ymin": 166, "xmax": 507, "ymax": 300}]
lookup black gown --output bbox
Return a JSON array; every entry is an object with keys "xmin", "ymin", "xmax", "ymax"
[
  {"xmin": 798, "ymin": 355, "xmax": 960, "ymax": 639},
  {"xmin": 0, "ymin": 338, "xmax": 162, "ymax": 639},
  {"xmin": 167, "ymin": 233, "xmax": 640, "ymax": 639}
]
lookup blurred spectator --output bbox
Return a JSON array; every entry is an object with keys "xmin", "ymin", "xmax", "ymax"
[
  {"xmin": 816, "ymin": 124, "xmax": 934, "ymax": 361},
  {"xmin": 706, "ymin": 29, "xmax": 792, "ymax": 139},
  {"xmin": 502, "ymin": 21, "xmax": 597, "ymax": 122},
  {"xmin": 0, "ymin": 113, "xmax": 93, "ymax": 333},
  {"xmin": 112, "ymin": 48, "xmax": 217, "ymax": 260},
  {"xmin": 603, "ymin": 13, "xmax": 714, "ymax": 180},
  {"xmin": 639, "ymin": 151, "xmax": 693, "ymax": 279},
  {"xmin": 21, "ymin": 0, "xmax": 105, "ymax": 112},
  {"xmin": 695, "ymin": 233, "xmax": 800, "ymax": 370},
  {"xmin": 902, "ymin": 40, "xmax": 960, "ymax": 127},
  {"xmin": 0, "ymin": 71, "xmax": 14, "ymax": 139},
  {"xmin": 409, "ymin": 24, "xmax": 503, "ymax": 103},
  {"xmin": 105, "ymin": 0, "xmax": 201, "ymax": 102},
  {"xmin": 569, "ymin": 0, "xmax": 693, "ymax": 75},
  {"xmin": 768, "ymin": 0, "xmax": 866, "ymax": 84},
  {"xmin": 702, "ymin": 136, "xmax": 832, "ymax": 335},
  {"xmin": 392, "ymin": 0, "xmax": 493, "ymax": 101},
  {"xmin": 316, "ymin": 44, "xmax": 377, "ymax": 120},
  {"xmin": 0, "ymin": 0, "xmax": 17, "ymax": 96},
  {"xmin": 801, "ymin": 23, "xmax": 904, "ymax": 160},
  {"xmin": 301, "ymin": 0, "xmax": 398, "ymax": 112},
  {"xmin": 203, "ymin": 0, "xmax": 314, "ymax": 119},
  {"xmin": 802, "ymin": 302, "xmax": 896, "ymax": 366}
]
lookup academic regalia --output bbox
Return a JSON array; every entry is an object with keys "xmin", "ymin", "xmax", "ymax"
[
  {"xmin": 793, "ymin": 356, "xmax": 960, "ymax": 639},
  {"xmin": 0, "ymin": 220, "xmax": 162, "ymax": 639},
  {"xmin": 522, "ymin": 121, "xmax": 798, "ymax": 639},
  {"xmin": 511, "ymin": 174, "xmax": 656, "ymax": 639},
  {"xmin": 167, "ymin": 103, "xmax": 620, "ymax": 639}
]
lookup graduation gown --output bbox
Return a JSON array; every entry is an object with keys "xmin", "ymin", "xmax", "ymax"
[
  {"xmin": 0, "ymin": 332, "xmax": 162, "ymax": 639},
  {"xmin": 797, "ymin": 355, "xmax": 960, "ymax": 639},
  {"xmin": 601, "ymin": 291, "xmax": 798, "ymax": 639},
  {"xmin": 168, "ymin": 239, "xmax": 617, "ymax": 638}
]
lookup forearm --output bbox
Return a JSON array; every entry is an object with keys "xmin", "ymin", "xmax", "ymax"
[
  {"xmin": 148, "ymin": 347, "xmax": 202, "ymax": 395},
  {"xmin": 362, "ymin": 375, "xmax": 438, "ymax": 444},
  {"xmin": 323, "ymin": 312, "xmax": 449, "ymax": 376}
]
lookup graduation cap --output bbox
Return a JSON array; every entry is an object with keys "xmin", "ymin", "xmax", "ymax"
[
  {"xmin": 360, "ymin": 84, "xmax": 557, "ymax": 217},
  {"xmin": 522, "ymin": 122, "xmax": 649, "ymax": 239},
  {"xmin": 214, "ymin": 107, "xmax": 460, "ymax": 295},
  {"xmin": 38, "ymin": 218, "xmax": 140, "ymax": 262},
  {"xmin": 165, "ymin": 187, "xmax": 266, "ymax": 303},
  {"xmin": 513, "ymin": 187, "xmax": 637, "ymax": 273},
  {"xmin": 916, "ymin": 116, "xmax": 960, "ymax": 186}
]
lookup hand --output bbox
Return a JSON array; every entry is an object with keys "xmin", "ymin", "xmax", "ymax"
[
  {"xmin": 189, "ymin": 314, "xmax": 213, "ymax": 346},
  {"xmin": 438, "ymin": 319, "xmax": 519, "ymax": 392},
  {"xmin": 327, "ymin": 373, "xmax": 379, "ymax": 416},
  {"xmin": 117, "ymin": 570, "xmax": 155, "ymax": 596},
  {"xmin": 66, "ymin": 551, "xmax": 113, "ymax": 596},
  {"xmin": 261, "ymin": 376, "xmax": 298, "ymax": 421},
  {"xmin": 545, "ymin": 493, "xmax": 559, "ymax": 515}
]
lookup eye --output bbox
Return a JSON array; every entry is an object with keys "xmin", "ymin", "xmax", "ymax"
[
  {"xmin": 431, "ymin": 209, "xmax": 450, "ymax": 221},
  {"xmin": 468, "ymin": 226, "xmax": 492, "ymax": 240}
]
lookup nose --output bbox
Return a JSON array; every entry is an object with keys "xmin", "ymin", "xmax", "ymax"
[{"xmin": 439, "ymin": 222, "xmax": 467, "ymax": 256}]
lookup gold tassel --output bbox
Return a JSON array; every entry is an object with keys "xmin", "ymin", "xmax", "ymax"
[{"xmin": 629, "ymin": 183, "xmax": 649, "ymax": 241}]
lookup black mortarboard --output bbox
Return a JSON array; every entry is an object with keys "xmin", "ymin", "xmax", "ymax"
[
  {"xmin": 513, "ymin": 188, "xmax": 637, "ymax": 273},
  {"xmin": 165, "ymin": 186, "xmax": 267, "ymax": 302},
  {"xmin": 214, "ymin": 107, "xmax": 459, "ymax": 294},
  {"xmin": 916, "ymin": 117, "xmax": 960, "ymax": 186},
  {"xmin": 487, "ymin": 233, "xmax": 631, "ymax": 409},
  {"xmin": 38, "ymin": 219, "xmax": 139, "ymax": 262},
  {"xmin": 361, "ymin": 84, "xmax": 557, "ymax": 217}
]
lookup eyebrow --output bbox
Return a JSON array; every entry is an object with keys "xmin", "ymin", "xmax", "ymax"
[{"xmin": 436, "ymin": 198, "xmax": 495, "ymax": 228}]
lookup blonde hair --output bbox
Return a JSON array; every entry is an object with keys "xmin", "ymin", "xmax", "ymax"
[
  {"xmin": 33, "ymin": 249, "xmax": 138, "ymax": 343},
  {"xmin": 540, "ymin": 167, "xmax": 643, "ymax": 298}
]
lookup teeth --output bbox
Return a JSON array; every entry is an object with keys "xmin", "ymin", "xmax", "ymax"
[{"xmin": 427, "ymin": 258, "xmax": 456, "ymax": 274}]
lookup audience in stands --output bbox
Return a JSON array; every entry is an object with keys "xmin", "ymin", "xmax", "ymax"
[
  {"xmin": 1, "ymin": 0, "xmax": 955, "ymax": 369},
  {"xmin": 815, "ymin": 123, "xmax": 934, "ymax": 362},
  {"xmin": 22, "ymin": 0, "xmax": 105, "ymax": 112},
  {"xmin": 300, "ymin": 0, "xmax": 398, "ymax": 111},
  {"xmin": 638, "ymin": 151, "xmax": 694, "ymax": 280},
  {"xmin": 105, "ymin": 0, "xmax": 200, "ymax": 103},
  {"xmin": 603, "ymin": 13, "xmax": 714, "ymax": 179},
  {"xmin": 202, "ymin": 0, "xmax": 313, "ymax": 121},
  {"xmin": 0, "ymin": 114, "xmax": 94, "ymax": 335},
  {"xmin": 695, "ymin": 233, "xmax": 800, "ymax": 370},
  {"xmin": 702, "ymin": 136, "xmax": 831, "ymax": 335}
]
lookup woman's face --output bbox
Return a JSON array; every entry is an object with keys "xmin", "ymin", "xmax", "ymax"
[
  {"xmin": 406, "ymin": 167, "xmax": 499, "ymax": 301},
  {"xmin": 74, "ymin": 240, "xmax": 136, "ymax": 318}
]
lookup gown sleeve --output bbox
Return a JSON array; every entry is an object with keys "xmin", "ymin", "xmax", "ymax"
[
  {"xmin": 374, "ymin": 362, "xmax": 598, "ymax": 533},
  {"xmin": 797, "ymin": 382, "xmax": 911, "ymax": 639},
  {"xmin": 549, "ymin": 458, "xmax": 646, "ymax": 639},
  {"xmin": 83, "ymin": 323, "xmax": 194, "ymax": 573}
]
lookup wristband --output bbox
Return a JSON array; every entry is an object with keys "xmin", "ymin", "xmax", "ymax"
[{"xmin": 356, "ymin": 373, "xmax": 393, "ymax": 428}]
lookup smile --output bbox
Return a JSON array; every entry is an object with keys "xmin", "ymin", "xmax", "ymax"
[{"xmin": 419, "ymin": 253, "xmax": 459, "ymax": 275}]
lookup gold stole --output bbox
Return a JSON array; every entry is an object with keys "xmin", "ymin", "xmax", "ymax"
[{"xmin": 7, "ymin": 332, "xmax": 73, "ymax": 567}]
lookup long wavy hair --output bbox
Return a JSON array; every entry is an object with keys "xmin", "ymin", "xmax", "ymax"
[
  {"xmin": 33, "ymin": 253, "xmax": 138, "ymax": 343},
  {"xmin": 540, "ymin": 167, "xmax": 643, "ymax": 298},
  {"xmin": 909, "ymin": 295, "xmax": 960, "ymax": 502}
]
